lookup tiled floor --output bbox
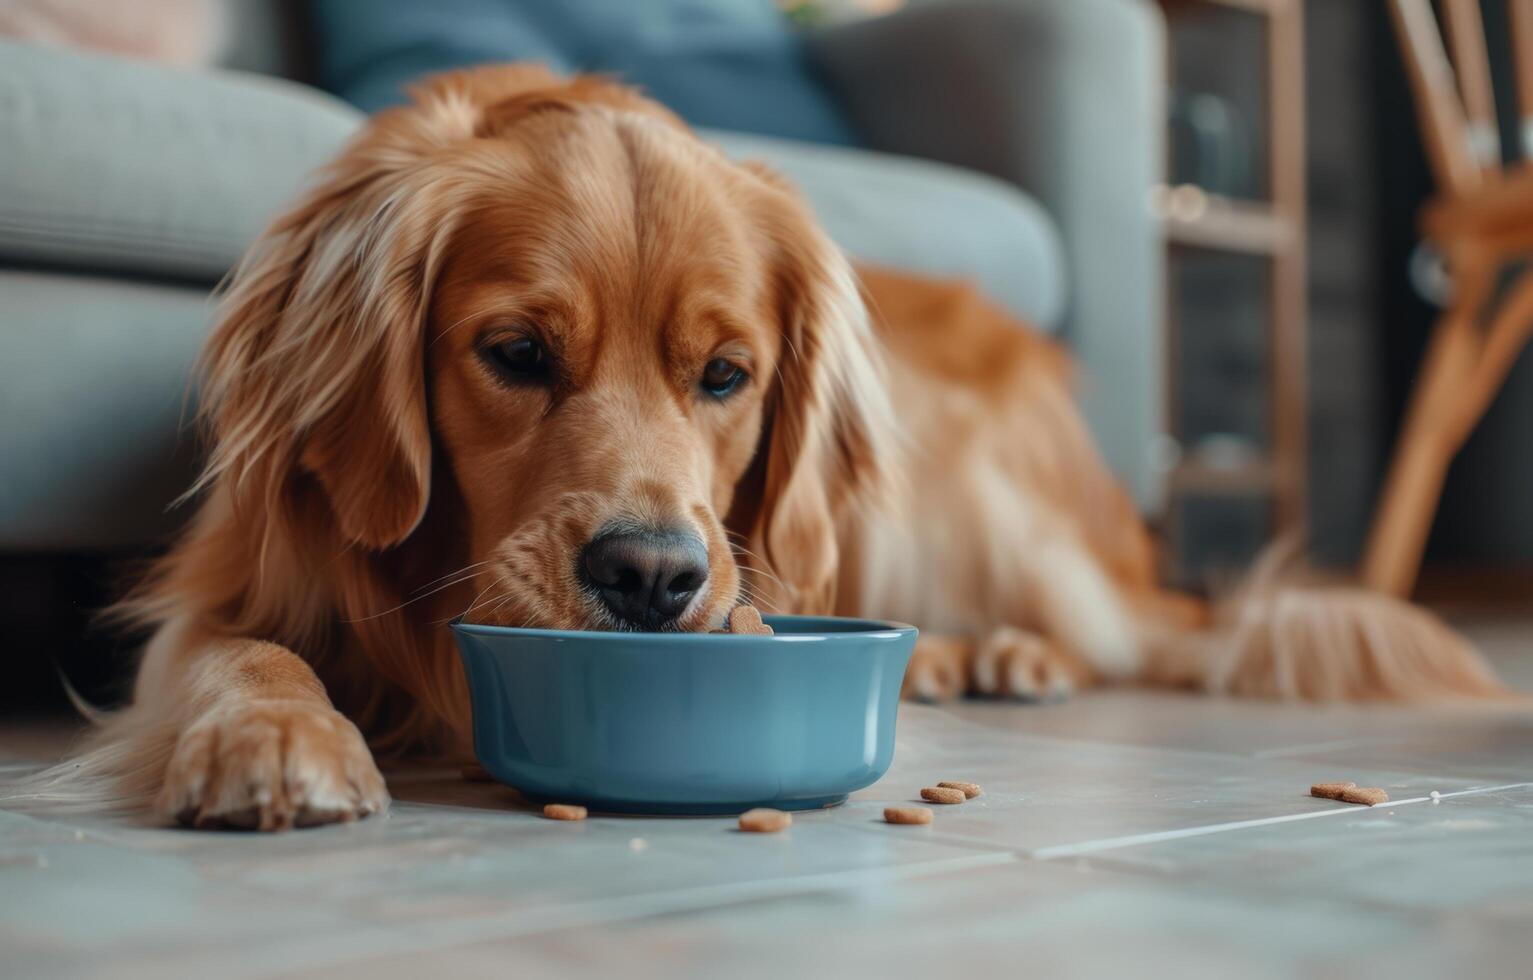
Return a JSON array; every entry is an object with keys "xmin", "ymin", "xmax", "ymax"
[{"xmin": 3, "ymin": 622, "xmax": 1531, "ymax": 979}]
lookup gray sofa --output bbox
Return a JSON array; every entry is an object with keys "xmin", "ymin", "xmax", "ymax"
[{"xmin": 0, "ymin": 0, "xmax": 1165, "ymax": 552}]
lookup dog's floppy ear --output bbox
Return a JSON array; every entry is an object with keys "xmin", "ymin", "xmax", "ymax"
[
  {"xmin": 734, "ymin": 189, "xmax": 898, "ymax": 613},
  {"xmin": 194, "ymin": 155, "xmax": 454, "ymax": 549},
  {"xmin": 189, "ymin": 75, "xmax": 554, "ymax": 549}
]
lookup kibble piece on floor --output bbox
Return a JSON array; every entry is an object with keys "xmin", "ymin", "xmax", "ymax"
[
  {"xmin": 920, "ymin": 786, "xmax": 967, "ymax": 804},
  {"xmin": 1340, "ymin": 786, "xmax": 1389, "ymax": 806},
  {"xmin": 542, "ymin": 803, "xmax": 588, "ymax": 821},
  {"xmin": 726, "ymin": 604, "xmax": 774, "ymax": 635},
  {"xmin": 884, "ymin": 806, "xmax": 934, "ymax": 825},
  {"xmin": 1310, "ymin": 781, "xmax": 1357, "ymax": 800},
  {"xmin": 938, "ymin": 780, "xmax": 983, "ymax": 799},
  {"xmin": 737, "ymin": 808, "xmax": 792, "ymax": 833}
]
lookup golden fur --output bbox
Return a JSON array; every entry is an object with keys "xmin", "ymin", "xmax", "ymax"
[{"xmin": 13, "ymin": 66, "xmax": 1510, "ymax": 829}]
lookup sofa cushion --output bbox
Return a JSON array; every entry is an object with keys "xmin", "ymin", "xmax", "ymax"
[
  {"xmin": 0, "ymin": 271, "xmax": 208, "ymax": 549},
  {"xmin": 308, "ymin": 0, "xmax": 861, "ymax": 146},
  {"xmin": 0, "ymin": 39, "xmax": 1063, "ymax": 328},
  {"xmin": 0, "ymin": 39, "xmax": 362, "ymax": 283},
  {"xmin": 711, "ymin": 132, "xmax": 1066, "ymax": 329}
]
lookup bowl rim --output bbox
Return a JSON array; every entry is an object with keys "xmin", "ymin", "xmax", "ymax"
[{"xmin": 449, "ymin": 612, "xmax": 917, "ymax": 642}]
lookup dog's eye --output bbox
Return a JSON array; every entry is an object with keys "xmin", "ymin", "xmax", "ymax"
[
  {"xmin": 484, "ymin": 336, "xmax": 550, "ymax": 383},
  {"xmin": 700, "ymin": 358, "xmax": 746, "ymax": 398}
]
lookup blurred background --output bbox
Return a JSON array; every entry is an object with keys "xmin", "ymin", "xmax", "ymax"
[{"xmin": 2, "ymin": 0, "xmax": 1529, "ymax": 716}]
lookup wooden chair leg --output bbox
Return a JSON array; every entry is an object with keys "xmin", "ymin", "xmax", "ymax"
[
  {"xmin": 1361, "ymin": 264, "xmax": 1533, "ymax": 597},
  {"xmin": 1447, "ymin": 271, "xmax": 1533, "ymax": 444},
  {"xmin": 1367, "ymin": 259, "xmax": 1496, "ymax": 598},
  {"xmin": 1362, "ymin": 305, "xmax": 1480, "ymax": 596},
  {"xmin": 1372, "ymin": 2, "xmax": 1533, "ymax": 597}
]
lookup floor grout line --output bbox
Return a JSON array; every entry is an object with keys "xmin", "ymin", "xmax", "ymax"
[
  {"xmin": 1424, "ymin": 781, "xmax": 1533, "ymax": 801},
  {"xmin": 1025, "ymin": 781, "xmax": 1533, "ymax": 860}
]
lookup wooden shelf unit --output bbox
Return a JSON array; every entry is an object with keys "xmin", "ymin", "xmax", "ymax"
[
  {"xmin": 1159, "ymin": 191, "xmax": 1295, "ymax": 255},
  {"xmin": 1158, "ymin": 0, "xmax": 1308, "ymax": 550},
  {"xmin": 1170, "ymin": 456, "xmax": 1281, "ymax": 495}
]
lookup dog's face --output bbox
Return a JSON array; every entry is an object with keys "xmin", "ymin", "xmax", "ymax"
[
  {"xmin": 199, "ymin": 67, "xmax": 893, "ymax": 632},
  {"xmin": 427, "ymin": 104, "xmax": 786, "ymax": 630}
]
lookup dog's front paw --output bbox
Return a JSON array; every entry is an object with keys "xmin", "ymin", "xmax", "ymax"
[
  {"xmin": 157, "ymin": 699, "xmax": 389, "ymax": 831},
  {"xmin": 972, "ymin": 627, "xmax": 1090, "ymax": 702}
]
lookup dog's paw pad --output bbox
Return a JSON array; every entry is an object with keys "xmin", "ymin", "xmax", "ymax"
[
  {"xmin": 902, "ymin": 637, "xmax": 971, "ymax": 702},
  {"xmin": 972, "ymin": 628, "xmax": 1080, "ymax": 703},
  {"xmin": 157, "ymin": 700, "xmax": 388, "ymax": 832}
]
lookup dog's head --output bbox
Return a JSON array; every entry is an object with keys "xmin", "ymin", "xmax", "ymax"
[{"xmin": 197, "ymin": 66, "xmax": 894, "ymax": 632}]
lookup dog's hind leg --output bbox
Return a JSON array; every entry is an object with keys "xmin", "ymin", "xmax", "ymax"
[
  {"xmin": 889, "ymin": 525, "xmax": 1139, "ymax": 703},
  {"xmin": 971, "ymin": 626, "xmax": 1095, "ymax": 702},
  {"xmin": 900, "ymin": 627, "xmax": 1098, "ymax": 704},
  {"xmin": 901, "ymin": 634, "xmax": 974, "ymax": 702}
]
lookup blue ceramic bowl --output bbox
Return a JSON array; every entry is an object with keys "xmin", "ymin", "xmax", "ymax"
[{"xmin": 451, "ymin": 615, "xmax": 917, "ymax": 814}]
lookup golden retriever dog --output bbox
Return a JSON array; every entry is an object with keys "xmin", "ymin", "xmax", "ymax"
[{"xmin": 23, "ymin": 65, "xmax": 1507, "ymax": 830}]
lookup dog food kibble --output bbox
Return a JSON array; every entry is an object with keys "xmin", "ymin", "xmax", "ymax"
[
  {"xmin": 737, "ymin": 808, "xmax": 792, "ymax": 833},
  {"xmin": 1309, "ymin": 781, "xmax": 1357, "ymax": 800},
  {"xmin": 884, "ymin": 806, "xmax": 934, "ymax": 825},
  {"xmin": 938, "ymin": 780, "xmax": 983, "ymax": 799},
  {"xmin": 725, "ymin": 604, "xmax": 774, "ymax": 635},
  {"xmin": 920, "ymin": 786, "xmax": 967, "ymax": 805},
  {"xmin": 1339, "ymin": 786, "xmax": 1389, "ymax": 806},
  {"xmin": 542, "ymin": 803, "xmax": 588, "ymax": 821}
]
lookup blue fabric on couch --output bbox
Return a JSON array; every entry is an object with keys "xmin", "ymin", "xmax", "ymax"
[{"xmin": 308, "ymin": 0, "xmax": 860, "ymax": 145}]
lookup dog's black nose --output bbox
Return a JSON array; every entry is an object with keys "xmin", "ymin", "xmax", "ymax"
[{"xmin": 581, "ymin": 529, "xmax": 709, "ymax": 628}]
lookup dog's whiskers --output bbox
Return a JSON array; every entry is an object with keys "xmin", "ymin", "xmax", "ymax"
[
  {"xmin": 734, "ymin": 580, "xmax": 782, "ymax": 615},
  {"xmin": 410, "ymin": 559, "xmax": 499, "ymax": 596},
  {"xmin": 343, "ymin": 559, "xmax": 499, "ymax": 624},
  {"xmin": 485, "ymin": 593, "xmax": 528, "ymax": 625},
  {"xmin": 459, "ymin": 579, "xmax": 517, "ymax": 623},
  {"xmin": 721, "ymin": 537, "xmax": 790, "ymax": 595}
]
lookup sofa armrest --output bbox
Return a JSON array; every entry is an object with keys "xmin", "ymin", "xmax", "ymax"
[{"xmin": 810, "ymin": 0, "xmax": 1168, "ymax": 509}]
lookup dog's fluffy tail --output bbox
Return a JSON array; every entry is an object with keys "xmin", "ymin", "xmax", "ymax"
[
  {"xmin": 0, "ymin": 705, "xmax": 174, "ymax": 816},
  {"xmin": 1137, "ymin": 546, "xmax": 1514, "ymax": 702}
]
